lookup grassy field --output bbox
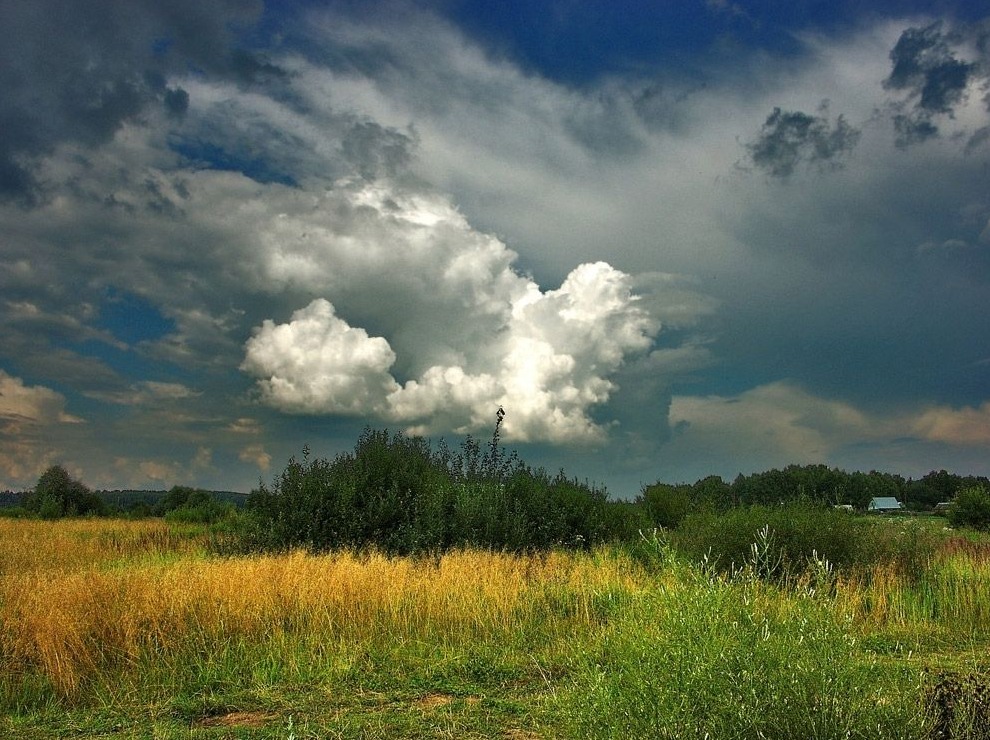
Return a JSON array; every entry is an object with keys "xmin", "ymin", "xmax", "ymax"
[{"xmin": 1, "ymin": 518, "xmax": 989, "ymax": 738}]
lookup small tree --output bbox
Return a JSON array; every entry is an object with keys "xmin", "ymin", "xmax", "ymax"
[
  {"xmin": 640, "ymin": 482, "xmax": 693, "ymax": 529},
  {"xmin": 24, "ymin": 465, "xmax": 105, "ymax": 518},
  {"xmin": 947, "ymin": 486, "xmax": 990, "ymax": 531}
]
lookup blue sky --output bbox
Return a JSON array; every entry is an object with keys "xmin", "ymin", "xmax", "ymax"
[{"xmin": 1, "ymin": 0, "xmax": 989, "ymax": 495}]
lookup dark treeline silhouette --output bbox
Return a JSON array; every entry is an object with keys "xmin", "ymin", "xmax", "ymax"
[
  {"xmin": 8, "ymin": 429, "xmax": 990, "ymax": 546},
  {"xmin": 244, "ymin": 427, "xmax": 630, "ymax": 554},
  {"xmin": 8, "ymin": 465, "xmax": 240, "ymax": 523},
  {"xmin": 639, "ymin": 464, "xmax": 990, "ymax": 529}
]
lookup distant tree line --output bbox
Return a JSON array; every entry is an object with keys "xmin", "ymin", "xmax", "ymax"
[
  {"xmin": 10, "ymin": 465, "xmax": 237, "ymax": 523},
  {"xmin": 639, "ymin": 464, "xmax": 990, "ymax": 530},
  {"xmin": 8, "ymin": 429, "xmax": 990, "ymax": 543}
]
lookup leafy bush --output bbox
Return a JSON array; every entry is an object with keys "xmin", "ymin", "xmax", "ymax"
[
  {"xmin": 22, "ymin": 465, "xmax": 105, "ymax": 518},
  {"xmin": 244, "ymin": 425, "xmax": 618, "ymax": 554},
  {"xmin": 670, "ymin": 501, "xmax": 864, "ymax": 577},
  {"xmin": 669, "ymin": 500, "xmax": 943, "ymax": 581},
  {"xmin": 163, "ymin": 499, "xmax": 235, "ymax": 525},
  {"xmin": 639, "ymin": 482, "xmax": 693, "ymax": 529},
  {"xmin": 948, "ymin": 486, "xmax": 990, "ymax": 531},
  {"xmin": 153, "ymin": 486, "xmax": 235, "ymax": 525}
]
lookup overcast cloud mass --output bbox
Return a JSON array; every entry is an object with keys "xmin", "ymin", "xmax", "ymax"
[{"xmin": 1, "ymin": 0, "xmax": 988, "ymax": 496}]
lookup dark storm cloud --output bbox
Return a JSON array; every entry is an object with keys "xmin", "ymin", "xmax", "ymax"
[
  {"xmin": 746, "ymin": 105, "xmax": 861, "ymax": 178},
  {"xmin": 230, "ymin": 50, "xmax": 291, "ymax": 85},
  {"xmin": 967, "ymin": 126, "xmax": 990, "ymax": 153},
  {"xmin": 0, "ymin": 0, "xmax": 267, "ymax": 202},
  {"xmin": 885, "ymin": 22, "xmax": 972, "ymax": 113},
  {"xmin": 339, "ymin": 121, "xmax": 417, "ymax": 182},
  {"xmin": 168, "ymin": 96, "xmax": 417, "ymax": 187},
  {"xmin": 883, "ymin": 21, "xmax": 984, "ymax": 147},
  {"xmin": 892, "ymin": 113, "xmax": 939, "ymax": 146},
  {"xmin": 164, "ymin": 88, "xmax": 191, "ymax": 119}
]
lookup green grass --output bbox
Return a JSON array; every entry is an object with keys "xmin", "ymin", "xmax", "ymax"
[
  {"xmin": 4, "ymin": 519, "xmax": 990, "ymax": 738},
  {"xmin": 557, "ymin": 567, "xmax": 926, "ymax": 739}
]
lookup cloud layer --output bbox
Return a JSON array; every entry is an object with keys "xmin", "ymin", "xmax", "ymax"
[
  {"xmin": 242, "ymin": 245, "xmax": 659, "ymax": 443},
  {"xmin": 0, "ymin": 3, "xmax": 988, "ymax": 492}
]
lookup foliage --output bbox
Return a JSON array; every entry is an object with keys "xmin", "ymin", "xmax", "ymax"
[
  {"xmin": 245, "ymin": 419, "xmax": 619, "ymax": 554},
  {"xmin": 638, "ymin": 482, "xmax": 693, "ymax": 529},
  {"xmin": 156, "ymin": 486, "xmax": 236, "ymax": 525},
  {"xmin": 672, "ymin": 502, "xmax": 842, "ymax": 576},
  {"xmin": 643, "ymin": 465, "xmax": 989, "ymax": 516},
  {"xmin": 667, "ymin": 500, "xmax": 932, "ymax": 578},
  {"xmin": 21, "ymin": 465, "xmax": 105, "ymax": 519},
  {"xmin": 948, "ymin": 486, "xmax": 990, "ymax": 531}
]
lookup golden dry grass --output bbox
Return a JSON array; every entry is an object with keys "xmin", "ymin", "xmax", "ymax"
[
  {"xmin": 0, "ymin": 518, "xmax": 206, "ymax": 576},
  {"xmin": 4, "ymin": 517, "xmax": 989, "ymax": 708},
  {"xmin": 0, "ymin": 519, "xmax": 643, "ymax": 698}
]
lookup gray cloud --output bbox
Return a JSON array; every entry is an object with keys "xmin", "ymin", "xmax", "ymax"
[
  {"xmin": 883, "ymin": 21, "xmax": 982, "ymax": 147},
  {"xmin": 885, "ymin": 22, "xmax": 972, "ymax": 113},
  {"xmin": 0, "ymin": 0, "xmax": 266, "ymax": 202},
  {"xmin": 746, "ymin": 105, "xmax": 861, "ymax": 177},
  {"xmin": 2, "ymin": 5, "xmax": 989, "ymax": 492},
  {"xmin": 0, "ymin": 370, "xmax": 83, "ymax": 489}
]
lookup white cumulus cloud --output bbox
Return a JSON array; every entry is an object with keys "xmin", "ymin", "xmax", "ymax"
[
  {"xmin": 0, "ymin": 370, "xmax": 83, "ymax": 427},
  {"xmin": 242, "ymin": 298, "xmax": 399, "ymax": 415},
  {"xmin": 243, "ymin": 259, "xmax": 659, "ymax": 444}
]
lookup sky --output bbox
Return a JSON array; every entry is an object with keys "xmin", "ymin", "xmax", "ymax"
[{"xmin": 1, "ymin": 0, "xmax": 989, "ymax": 497}]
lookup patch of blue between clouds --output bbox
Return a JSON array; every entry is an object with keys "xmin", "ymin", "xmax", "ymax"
[
  {"xmin": 59, "ymin": 289, "xmax": 190, "ymax": 384},
  {"xmin": 168, "ymin": 137, "xmax": 298, "ymax": 187},
  {"xmin": 97, "ymin": 288, "xmax": 176, "ymax": 345},
  {"xmin": 442, "ymin": 0, "xmax": 803, "ymax": 84}
]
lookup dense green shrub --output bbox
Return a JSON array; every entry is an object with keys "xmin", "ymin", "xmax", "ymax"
[
  {"xmin": 670, "ymin": 501, "xmax": 864, "ymax": 577},
  {"xmin": 948, "ymin": 486, "xmax": 990, "ymax": 531},
  {"xmin": 639, "ymin": 482, "xmax": 693, "ymax": 529},
  {"xmin": 244, "ymin": 425, "xmax": 618, "ymax": 554},
  {"xmin": 667, "ymin": 500, "xmax": 943, "ymax": 580},
  {"xmin": 163, "ymin": 499, "xmax": 235, "ymax": 525},
  {"xmin": 153, "ymin": 485, "xmax": 235, "ymax": 525},
  {"xmin": 22, "ymin": 465, "xmax": 106, "ymax": 518}
]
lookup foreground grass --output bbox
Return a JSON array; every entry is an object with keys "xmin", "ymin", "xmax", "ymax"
[{"xmin": 1, "ymin": 518, "xmax": 989, "ymax": 737}]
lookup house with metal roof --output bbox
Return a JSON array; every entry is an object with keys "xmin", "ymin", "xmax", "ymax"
[{"xmin": 868, "ymin": 496, "xmax": 903, "ymax": 513}]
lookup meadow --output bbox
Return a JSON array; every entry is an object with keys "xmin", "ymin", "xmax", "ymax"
[{"xmin": 1, "ymin": 516, "xmax": 989, "ymax": 738}]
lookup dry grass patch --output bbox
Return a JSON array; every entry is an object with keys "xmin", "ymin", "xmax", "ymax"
[
  {"xmin": 191, "ymin": 710, "xmax": 277, "ymax": 728},
  {"xmin": 414, "ymin": 693, "xmax": 481, "ymax": 710},
  {"xmin": 0, "ymin": 525, "xmax": 644, "ymax": 700},
  {"xmin": 0, "ymin": 518, "xmax": 207, "ymax": 576}
]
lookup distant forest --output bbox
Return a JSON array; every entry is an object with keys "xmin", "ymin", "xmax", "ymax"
[
  {"xmin": 0, "ymin": 464, "xmax": 984, "ymax": 514},
  {"xmin": 644, "ymin": 465, "xmax": 989, "ymax": 513},
  {"xmin": 0, "ymin": 465, "xmax": 990, "ymax": 511},
  {"xmin": 0, "ymin": 489, "xmax": 245, "ymax": 508},
  {"xmin": 4, "ymin": 425, "xmax": 990, "ymax": 552}
]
